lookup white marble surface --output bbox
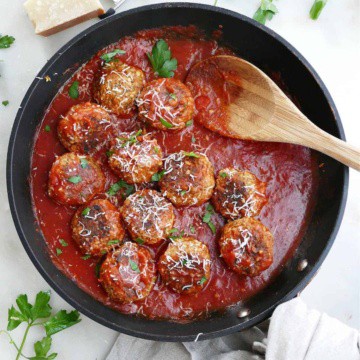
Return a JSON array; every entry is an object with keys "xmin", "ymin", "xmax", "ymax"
[{"xmin": 0, "ymin": 0, "xmax": 359, "ymax": 359}]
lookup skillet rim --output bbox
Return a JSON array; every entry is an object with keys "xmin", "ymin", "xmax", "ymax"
[{"xmin": 6, "ymin": 2, "xmax": 349, "ymax": 342}]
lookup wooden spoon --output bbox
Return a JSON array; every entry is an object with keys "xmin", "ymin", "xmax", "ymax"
[{"xmin": 187, "ymin": 55, "xmax": 360, "ymax": 171}]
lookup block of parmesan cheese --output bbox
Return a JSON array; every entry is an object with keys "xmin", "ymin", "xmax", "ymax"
[{"xmin": 24, "ymin": 0, "xmax": 105, "ymax": 37}]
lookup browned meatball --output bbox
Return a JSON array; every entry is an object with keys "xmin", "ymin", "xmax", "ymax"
[
  {"xmin": 159, "ymin": 151, "xmax": 215, "ymax": 207},
  {"xmin": 99, "ymin": 242, "xmax": 156, "ymax": 303},
  {"xmin": 48, "ymin": 153, "xmax": 105, "ymax": 206},
  {"xmin": 108, "ymin": 131, "xmax": 163, "ymax": 184},
  {"xmin": 94, "ymin": 61, "xmax": 145, "ymax": 115},
  {"xmin": 57, "ymin": 102, "xmax": 114, "ymax": 154},
  {"xmin": 212, "ymin": 168, "xmax": 267, "ymax": 220},
  {"xmin": 137, "ymin": 78, "xmax": 195, "ymax": 131},
  {"xmin": 121, "ymin": 189, "xmax": 175, "ymax": 244},
  {"xmin": 218, "ymin": 218, "xmax": 273, "ymax": 277},
  {"xmin": 158, "ymin": 237, "xmax": 211, "ymax": 294},
  {"xmin": 71, "ymin": 199, "xmax": 125, "ymax": 257}
]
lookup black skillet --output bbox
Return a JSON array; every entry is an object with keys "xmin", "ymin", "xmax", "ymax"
[{"xmin": 7, "ymin": 3, "xmax": 348, "ymax": 342}]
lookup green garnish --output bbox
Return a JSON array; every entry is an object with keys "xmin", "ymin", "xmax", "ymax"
[
  {"xmin": 68, "ymin": 176, "xmax": 82, "ymax": 184},
  {"xmin": 106, "ymin": 150, "xmax": 114, "ymax": 157},
  {"xmin": 2, "ymin": 100, "xmax": 9, "ymax": 106},
  {"xmin": 151, "ymin": 169, "xmax": 165, "ymax": 182},
  {"xmin": 0, "ymin": 35, "xmax": 15, "ymax": 49},
  {"xmin": 219, "ymin": 172, "xmax": 227, "ymax": 178},
  {"xmin": 107, "ymin": 240, "xmax": 119, "ymax": 246},
  {"xmin": 101, "ymin": 250, "xmax": 107, "ymax": 255},
  {"xmin": 191, "ymin": 135, "xmax": 196, "ymax": 144},
  {"xmin": 59, "ymin": 239, "xmax": 68, "ymax": 247},
  {"xmin": 95, "ymin": 263, "xmax": 101, "ymax": 278},
  {"xmin": 310, "ymin": 0, "xmax": 327, "ymax": 20},
  {"xmin": 159, "ymin": 117, "xmax": 173, "ymax": 129},
  {"xmin": 202, "ymin": 204, "xmax": 217, "ymax": 234},
  {"xmin": 169, "ymin": 228, "xmax": 178, "ymax": 234},
  {"xmin": 81, "ymin": 254, "xmax": 91, "ymax": 260},
  {"xmin": 68, "ymin": 81, "xmax": 79, "ymax": 99},
  {"xmin": 107, "ymin": 180, "xmax": 135, "ymax": 198},
  {"xmin": 55, "ymin": 248, "xmax": 62, "ymax": 256},
  {"xmin": 169, "ymin": 229, "xmax": 184, "ymax": 241},
  {"xmin": 80, "ymin": 158, "xmax": 88, "ymax": 169},
  {"xmin": 190, "ymin": 225, "xmax": 195, "ymax": 234},
  {"xmin": 169, "ymin": 93, "xmax": 177, "ymax": 100},
  {"xmin": 180, "ymin": 190, "xmax": 187, "ymax": 196},
  {"xmin": 44, "ymin": 125, "xmax": 51, "ymax": 132},
  {"xmin": 199, "ymin": 276, "xmax": 207, "ymax": 285},
  {"xmin": 134, "ymin": 238, "xmax": 144, "ymax": 245},
  {"xmin": 81, "ymin": 207, "xmax": 91, "ymax": 216},
  {"xmin": 118, "ymin": 129, "xmax": 142, "ymax": 147},
  {"xmin": 2, "ymin": 291, "xmax": 80, "ymax": 359},
  {"xmin": 100, "ymin": 49, "xmax": 126, "ymax": 63},
  {"xmin": 253, "ymin": 0, "xmax": 278, "ymax": 25},
  {"xmin": 154, "ymin": 146, "xmax": 160, "ymax": 154},
  {"xmin": 183, "ymin": 151, "xmax": 199, "ymax": 158},
  {"xmin": 185, "ymin": 120, "xmax": 193, "ymax": 127},
  {"xmin": 147, "ymin": 39, "xmax": 178, "ymax": 78},
  {"xmin": 129, "ymin": 259, "xmax": 140, "ymax": 273}
]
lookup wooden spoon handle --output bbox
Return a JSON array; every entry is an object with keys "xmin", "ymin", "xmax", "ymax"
[{"xmin": 301, "ymin": 125, "xmax": 360, "ymax": 171}]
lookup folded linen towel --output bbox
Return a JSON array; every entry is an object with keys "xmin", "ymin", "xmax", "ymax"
[{"xmin": 106, "ymin": 298, "xmax": 360, "ymax": 360}]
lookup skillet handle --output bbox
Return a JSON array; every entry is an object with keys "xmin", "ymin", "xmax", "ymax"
[{"xmin": 99, "ymin": 8, "xmax": 115, "ymax": 19}]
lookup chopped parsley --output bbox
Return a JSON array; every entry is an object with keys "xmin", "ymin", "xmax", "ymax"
[
  {"xmin": 183, "ymin": 151, "xmax": 199, "ymax": 158},
  {"xmin": 106, "ymin": 150, "xmax": 114, "ymax": 157},
  {"xmin": 81, "ymin": 254, "xmax": 91, "ymax": 260},
  {"xmin": 68, "ymin": 176, "xmax": 82, "ymax": 184},
  {"xmin": 134, "ymin": 238, "xmax": 144, "ymax": 245},
  {"xmin": 59, "ymin": 239, "xmax": 68, "ymax": 247},
  {"xmin": 151, "ymin": 169, "xmax": 165, "ymax": 182},
  {"xmin": 190, "ymin": 225, "xmax": 195, "ymax": 234},
  {"xmin": 199, "ymin": 276, "xmax": 207, "ymax": 285},
  {"xmin": 147, "ymin": 39, "xmax": 178, "ymax": 78},
  {"xmin": 107, "ymin": 180, "xmax": 135, "ymax": 198},
  {"xmin": 0, "ymin": 35, "xmax": 15, "ymax": 49},
  {"xmin": 191, "ymin": 135, "xmax": 196, "ymax": 144},
  {"xmin": 219, "ymin": 172, "xmax": 227, "ymax": 178},
  {"xmin": 68, "ymin": 81, "xmax": 79, "ymax": 99},
  {"xmin": 2, "ymin": 100, "xmax": 9, "ymax": 106},
  {"xmin": 169, "ymin": 229, "xmax": 184, "ymax": 241},
  {"xmin": 310, "ymin": 0, "xmax": 327, "ymax": 20},
  {"xmin": 154, "ymin": 146, "xmax": 160, "ymax": 154},
  {"xmin": 253, "ymin": 0, "xmax": 278, "ymax": 25},
  {"xmin": 202, "ymin": 204, "xmax": 217, "ymax": 234},
  {"xmin": 56, "ymin": 248, "xmax": 62, "ymax": 256},
  {"xmin": 159, "ymin": 117, "xmax": 173, "ymax": 129},
  {"xmin": 185, "ymin": 119, "xmax": 193, "ymax": 127},
  {"xmin": 180, "ymin": 190, "xmax": 187, "ymax": 196},
  {"xmin": 169, "ymin": 228, "xmax": 178, "ymax": 234},
  {"xmin": 95, "ymin": 263, "xmax": 101, "ymax": 278},
  {"xmin": 82, "ymin": 207, "xmax": 91, "ymax": 216},
  {"xmin": 80, "ymin": 158, "xmax": 88, "ymax": 169},
  {"xmin": 169, "ymin": 93, "xmax": 177, "ymax": 100},
  {"xmin": 107, "ymin": 239, "xmax": 120, "ymax": 246},
  {"xmin": 100, "ymin": 49, "xmax": 126, "ymax": 63},
  {"xmin": 44, "ymin": 125, "xmax": 51, "ymax": 132},
  {"xmin": 129, "ymin": 259, "xmax": 140, "ymax": 273}
]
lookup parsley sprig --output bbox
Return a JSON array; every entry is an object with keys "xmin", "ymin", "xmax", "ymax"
[
  {"xmin": 253, "ymin": 0, "xmax": 278, "ymax": 25},
  {"xmin": 1, "ymin": 291, "xmax": 81, "ymax": 360},
  {"xmin": 147, "ymin": 39, "xmax": 178, "ymax": 78}
]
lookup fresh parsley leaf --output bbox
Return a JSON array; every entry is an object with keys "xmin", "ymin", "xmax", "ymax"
[
  {"xmin": 16, "ymin": 294, "xmax": 33, "ymax": 320},
  {"xmin": 30, "ymin": 336, "xmax": 56, "ymax": 359},
  {"xmin": 68, "ymin": 176, "xmax": 82, "ymax": 184},
  {"xmin": 199, "ymin": 276, "xmax": 207, "ymax": 285},
  {"xmin": 31, "ymin": 291, "xmax": 52, "ymax": 320},
  {"xmin": 107, "ymin": 239, "xmax": 119, "ymax": 245},
  {"xmin": 80, "ymin": 158, "xmax": 88, "ymax": 169},
  {"xmin": 68, "ymin": 81, "xmax": 79, "ymax": 99},
  {"xmin": 190, "ymin": 225, "xmax": 195, "ymax": 234},
  {"xmin": 118, "ymin": 129, "xmax": 142, "ymax": 147},
  {"xmin": 310, "ymin": 0, "xmax": 327, "ymax": 20},
  {"xmin": 169, "ymin": 228, "xmax": 178, "ymax": 234},
  {"xmin": 159, "ymin": 117, "xmax": 173, "ymax": 129},
  {"xmin": 219, "ymin": 172, "xmax": 227, "ymax": 178},
  {"xmin": 106, "ymin": 150, "xmax": 114, "ymax": 157},
  {"xmin": 44, "ymin": 125, "xmax": 51, "ymax": 132},
  {"xmin": 100, "ymin": 49, "xmax": 126, "ymax": 63},
  {"xmin": 154, "ymin": 146, "xmax": 160, "ymax": 154},
  {"xmin": 134, "ymin": 238, "xmax": 144, "ymax": 245},
  {"xmin": 44, "ymin": 310, "xmax": 81, "ymax": 336},
  {"xmin": 81, "ymin": 254, "xmax": 91, "ymax": 260},
  {"xmin": 56, "ymin": 248, "xmax": 62, "ymax": 256},
  {"xmin": 253, "ymin": 0, "xmax": 278, "ymax": 25},
  {"xmin": 0, "ymin": 35, "xmax": 15, "ymax": 49},
  {"xmin": 169, "ymin": 93, "xmax": 177, "ymax": 100},
  {"xmin": 185, "ymin": 120, "xmax": 193, "ymax": 127},
  {"xmin": 151, "ymin": 169, "xmax": 165, "ymax": 182},
  {"xmin": 2, "ymin": 100, "xmax": 9, "ymax": 106},
  {"xmin": 202, "ymin": 204, "xmax": 217, "ymax": 234},
  {"xmin": 180, "ymin": 190, "xmax": 187, "ymax": 196},
  {"xmin": 147, "ymin": 39, "xmax": 178, "ymax": 78},
  {"xmin": 7, "ymin": 306, "xmax": 27, "ymax": 330},
  {"xmin": 107, "ymin": 180, "xmax": 135, "ymax": 198},
  {"xmin": 183, "ymin": 151, "xmax": 199, "ymax": 158},
  {"xmin": 82, "ymin": 207, "xmax": 91, "ymax": 216},
  {"xmin": 59, "ymin": 239, "xmax": 68, "ymax": 247},
  {"xmin": 191, "ymin": 135, "xmax": 196, "ymax": 144},
  {"xmin": 129, "ymin": 259, "xmax": 140, "ymax": 273}
]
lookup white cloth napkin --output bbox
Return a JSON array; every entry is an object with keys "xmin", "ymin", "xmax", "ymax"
[{"xmin": 106, "ymin": 298, "xmax": 360, "ymax": 360}]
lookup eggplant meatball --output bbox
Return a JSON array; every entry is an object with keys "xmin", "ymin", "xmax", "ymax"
[
  {"xmin": 99, "ymin": 242, "xmax": 156, "ymax": 303},
  {"xmin": 57, "ymin": 102, "xmax": 114, "ymax": 154},
  {"xmin": 159, "ymin": 151, "xmax": 215, "ymax": 207},
  {"xmin": 108, "ymin": 131, "xmax": 163, "ymax": 184},
  {"xmin": 212, "ymin": 168, "xmax": 267, "ymax": 220},
  {"xmin": 158, "ymin": 237, "xmax": 211, "ymax": 294},
  {"xmin": 121, "ymin": 189, "xmax": 175, "ymax": 244},
  {"xmin": 137, "ymin": 78, "xmax": 195, "ymax": 131},
  {"xmin": 219, "ymin": 218, "xmax": 273, "ymax": 277},
  {"xmin": 94, "ymin": 61, "xmax": 145, "ymax": 115},
  {"xmin": 48, "ymin": 153, "xmax": 105, "ymax": 206},
  {"xmin": 71, "ymin": 199, "xmax": 125, "ymax": 257}
]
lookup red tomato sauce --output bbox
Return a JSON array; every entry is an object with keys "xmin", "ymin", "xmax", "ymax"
[{"xmin": 31, "ymin": 26, "xmax": 319, "ymax": 322}]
